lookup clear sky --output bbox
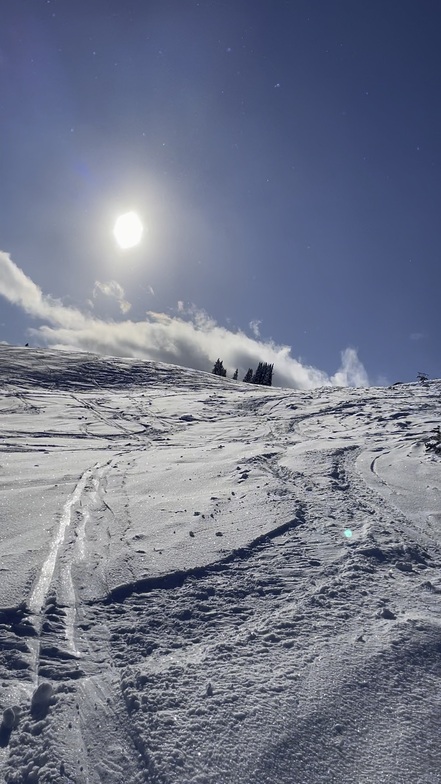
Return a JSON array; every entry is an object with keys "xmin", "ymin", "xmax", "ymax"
[{"xmin": 0, "ymin": 0, "xmax": 440, "ymax": 388}]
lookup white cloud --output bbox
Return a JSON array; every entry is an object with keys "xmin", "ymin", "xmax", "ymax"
[
  {"xmin": 0, "ymin": 251, "xmax": 369, "ymax": 390},
  {"xmin": 93, "ymin": 280, "xmax": 131, "ymax": 314},
  {"xmin": 0, "ymin": 251, "xmax": 86, "ymax": 329},
  {"xmin": 410, "ymin": 332, "xmax": 425, "ymax": 342},
  {"xmin": 330, "ymin": 348, "xmax": 369, "ymax": 387},
  {"xmin": 249, "ymin": 319, "xmax": 261, "ymax": 338}
]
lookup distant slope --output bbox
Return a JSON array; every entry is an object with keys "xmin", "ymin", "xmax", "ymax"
[{"xmin": 0, "ymin": 345, "xmax": 239, "ymax": 391}]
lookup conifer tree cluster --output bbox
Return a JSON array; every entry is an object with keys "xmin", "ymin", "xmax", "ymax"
[
  {"xmin": 248, "ymin": 361, "xmax": 273, "ymax": 386},
  {"xmin": 211, "ymin": 359, "xmax": 273, "ymax": 386}
]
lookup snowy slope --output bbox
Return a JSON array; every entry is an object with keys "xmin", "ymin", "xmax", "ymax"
[{"xmin": 0, "ymin": 345, "xmax": 440, "ymax": 784}]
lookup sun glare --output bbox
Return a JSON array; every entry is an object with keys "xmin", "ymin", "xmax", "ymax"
[{"xmin": 113, "ymin": 212, "xmax": 144, "ymax": 249}]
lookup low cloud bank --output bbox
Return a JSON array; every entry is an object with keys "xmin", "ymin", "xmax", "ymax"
[{"xmin": 0, "ymin": 251, "xmax": 369, "ymax": 389}]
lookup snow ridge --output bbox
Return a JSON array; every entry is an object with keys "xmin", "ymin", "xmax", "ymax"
[{"xmin": 105, "ymin": 506, "xmax": 306, "ymax": 603}]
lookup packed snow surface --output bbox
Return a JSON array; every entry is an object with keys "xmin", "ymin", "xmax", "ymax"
[{"xmin": 0, "ymin": 346, "xmax": 440, "ymax": 783}]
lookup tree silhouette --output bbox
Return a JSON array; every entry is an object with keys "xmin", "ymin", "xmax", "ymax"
[
  {"xmin": 212, "ymin": 359, "xmax": 227, "ymax": 377},
  {"xmin": 252, "ymin": 362, "xmax": 273, "ymax": 386}
]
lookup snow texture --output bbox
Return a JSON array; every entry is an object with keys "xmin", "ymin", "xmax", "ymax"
[{"xmin": 0, "ymin": 345, "xmax": 440, "ymax": 783}]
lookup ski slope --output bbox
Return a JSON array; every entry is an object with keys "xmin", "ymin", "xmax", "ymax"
[{"xmin": 0, "ymin": 346, "xmax": 440, "ymax": 784}]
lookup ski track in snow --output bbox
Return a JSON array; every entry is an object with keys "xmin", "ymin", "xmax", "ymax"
[
  {"xmin": 29, "ymin": 466, "xmax": 94, "ymax": 619},
  {"xmin": 0, "ymin": 347, "xmax": 441, "ymax": 783}
]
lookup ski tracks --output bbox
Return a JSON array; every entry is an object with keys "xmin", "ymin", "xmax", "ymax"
[{"xmin": 2, "ymin": 453, "xmax": 151, "ymax": 784}]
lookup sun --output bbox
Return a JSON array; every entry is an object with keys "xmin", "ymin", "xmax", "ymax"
[{"xmin": 113, "ymin": 212, "xmax": 144, "ymax": 249}]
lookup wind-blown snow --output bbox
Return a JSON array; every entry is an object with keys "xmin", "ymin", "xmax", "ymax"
[{"xmin": 0, "ymin": 345, "xmax": 440, "ymax": 783}]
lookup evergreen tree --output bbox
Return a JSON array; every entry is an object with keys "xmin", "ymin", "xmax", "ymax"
[
  {"xmin": 252, "ymin": 362, "xmax": 264, "ymax": 384},
  {"xmin": 243, "ymin": 368, "xmax": 253, "ymax": 383},
  {"xmin": 251, "ymin": 361, "xmax": 274, "ymax": 386},
  {"xmin": 233, "ymin": 368, "xmax": 238, "ymax": 380},
  {"xmin": 263, "ymin": 363, "xmax": 274, "ymax": 386},
  {"xmin": 212, "ymin": 359, "xmax": 226, "ymax": 377}
]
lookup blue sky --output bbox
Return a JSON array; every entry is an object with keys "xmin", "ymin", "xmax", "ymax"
[{"xmin": 0, "ymin": 0, "xmax": 440, "ymax": 387}]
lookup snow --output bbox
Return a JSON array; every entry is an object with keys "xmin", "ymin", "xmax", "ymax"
[{"xmin": 1, "ymin": 345, "xmax": 441, "ymax": 783}]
